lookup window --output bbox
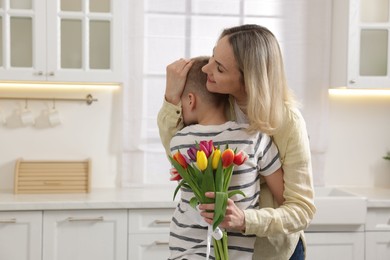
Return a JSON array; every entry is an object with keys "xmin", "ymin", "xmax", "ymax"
[{"xmin": 122, "ymin": 0, "xmax": 328, "ymax": 187}]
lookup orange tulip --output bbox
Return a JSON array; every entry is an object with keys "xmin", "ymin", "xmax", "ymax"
[
  {"xmin": 173, "ymin": 151, "xmax": 188, "ymax": 169},
  {"xmin": 221, "ymin": 148, "xmax": 234, "ymax": 168}
]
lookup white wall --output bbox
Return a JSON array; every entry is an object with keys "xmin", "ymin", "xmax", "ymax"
[
  {"xmin": 324, "ymin": 95, "xmax": 390, "ymax": 188},
  {"xmin": 0, "ymin": 87, "xmax": 122, "ymax": 191}
]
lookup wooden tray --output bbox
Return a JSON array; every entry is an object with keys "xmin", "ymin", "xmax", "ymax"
[{"xmin": 14, "ymin": 159, "xmax": 91, "ymax": 194}]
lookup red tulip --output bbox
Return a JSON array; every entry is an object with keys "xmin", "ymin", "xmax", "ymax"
[
  {"xmin": 169, "ymin": 168, "xmax": 182, "ymax": 181},
  {"xmin": 233, "ymin": 150, "xmax": 248, "ymax": 166},
  {"xmin": 173, "ymin": 151, "xmax": 188, "ymax": 169},
  {"xmin": 221, "ymin": 148, "xmax": 234, "ymax": 168}
]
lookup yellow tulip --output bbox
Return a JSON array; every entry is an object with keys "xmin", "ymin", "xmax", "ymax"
[
  {"xmin": 196, "ymin": 150, "xmax": 208, "ymax": 171},
  {"xmin": 212, "ymin": 149, "xmax": 221, "ymax": 170}
]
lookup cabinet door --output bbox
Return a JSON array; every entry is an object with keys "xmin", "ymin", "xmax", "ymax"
[
  {"xmin": 0, "ymin": 0, "xmax": 46, "ymax": 81},
  {"xmin": 0, "ymin": 211, "xmax": 42, "ymax": 260},
  {"xmin": 46, "ymin": 0, "xmax": 123, "ymax": 83},
  {"xmin": 305, "ymin": 232, "xmax": 365, "ymax": 260},
  {"xmin": 43, "ymin": 209, "xmax": 127, "ymax": 260},
  {"xmin": 366, "ymin": 231, "xmax": 390, "ymax": 260},
  {"xmin": 348, "ymin": 0, "xmax": 390, "ymax": 88}
]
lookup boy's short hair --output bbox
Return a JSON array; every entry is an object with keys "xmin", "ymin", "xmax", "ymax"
[{"xmin": 184, "ymin": 56, "xmax": 228, "ymax": 107}]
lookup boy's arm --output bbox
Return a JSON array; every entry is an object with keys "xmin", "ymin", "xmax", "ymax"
[
  {"xmin": 263, "ymin": 168, "xmax": 285, "ymax": 206},
  {"xmin": 157, "ymin": 99, "xmax": 184, "ymax": 155}
]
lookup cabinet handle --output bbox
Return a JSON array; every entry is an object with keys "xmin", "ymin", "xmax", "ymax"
[
  {"xmin": 154, "ymin": 220, "xmax": 171, "ymax": 225},
  {"xmin": 154, "ymin": 241, "xmax": 169, "ymax": 245},
  {"xmin": 34, "ymin": 71, "xmax": 43, "ymax": 76},
  {"xmin": 67, "ymin": 216, "xmax": 104, "ymax": 222},
  {"xmin": 0, "ymin": 218, "xmax": 17, "ymax": 223},
  {"xmin": 47, "ymin": 72, "xmax": 55, "ymax": 76},
  {"xmin": 349, "ymin": 79, "xmax": 356, "ymax": 84}
]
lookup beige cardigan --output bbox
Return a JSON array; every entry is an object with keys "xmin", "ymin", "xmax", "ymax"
[{"xmin": 157, "ymin": 99, "xmax": 316, "ymax": 260}]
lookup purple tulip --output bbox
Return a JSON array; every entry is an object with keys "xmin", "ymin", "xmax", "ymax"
[
  {"xmin": 187, "ymin": 146, "xmax": 197, "ymax": 161},
  {"xmin": 199, "ymin": 140, "xmax": 213, "ymax": 157}
]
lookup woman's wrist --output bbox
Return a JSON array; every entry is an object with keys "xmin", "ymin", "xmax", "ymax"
[{"xmin": 165, "ymin": 94, "xmax": 181, "ymax": 105}]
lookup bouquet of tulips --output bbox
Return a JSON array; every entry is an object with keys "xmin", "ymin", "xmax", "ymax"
[{"xmin": 169, "ymin": 140, "xmax": 248, "ymax": 260}]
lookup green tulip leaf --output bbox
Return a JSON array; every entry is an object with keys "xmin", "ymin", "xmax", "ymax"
[
  {"xmin": 189, "ymin": 197, "xmax": 199, "ymax": 209},
  {"xmin": 227, "ymin": 190, "xmax": 246, "ymax": 198},
  {"xmin": 213, "ymin": 191, "xmax": 228, "ymax": 230},
  {"xmin": 173, "ymin": 179, "xmax": 186, "ymax": 200}
]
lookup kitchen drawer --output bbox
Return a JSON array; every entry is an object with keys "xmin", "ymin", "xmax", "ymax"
[
  {"xmin": 128, "ymin": 208, "xmax": 174, "ymax": 234},
  {"xmin": 128, "ymin": 233, "xmax": 170, "ymax": 259},
  {"xmin": 366, "ymin": 208, "xmax": 390, "ymax": 231}
]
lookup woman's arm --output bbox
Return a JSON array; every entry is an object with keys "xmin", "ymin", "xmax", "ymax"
[
  {"xmin": 243, "ymin": 108, "xmax": 316, "ymax": 236},
  {"xmin": 157, "ymin": 59, "xmax": 194, "ymax": 154},
  {"xmin": 157, "ymin": 100, "xmax": 184, "ymax": 155}
]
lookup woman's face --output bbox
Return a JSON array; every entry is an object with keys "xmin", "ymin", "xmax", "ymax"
[{"xmin": 202, "ymin": 36, "xmax": 246, "ymax": 103}]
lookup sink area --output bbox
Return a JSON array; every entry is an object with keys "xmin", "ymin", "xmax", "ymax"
[{"xmin": 311, "ymin": 187, "xmax": 367, "ymax": 225}]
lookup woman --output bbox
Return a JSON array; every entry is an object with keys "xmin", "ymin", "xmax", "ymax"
[{"xmin": 158, "ymin": 24, "xmax": 316, "ymax": 259}]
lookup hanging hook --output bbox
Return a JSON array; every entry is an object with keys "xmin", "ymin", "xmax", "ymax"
[
  {"xmin": 25, "ymin": 99, "xmax": 28, "ymax": 109},
  {"xmin": 52, "ymin": 99, "xmax": 56, "ymax": 109}
]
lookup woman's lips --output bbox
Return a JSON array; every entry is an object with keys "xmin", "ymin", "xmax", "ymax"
[{"xmin": 207, "ymin": 76, "xmax": 215, "ymax": 83}]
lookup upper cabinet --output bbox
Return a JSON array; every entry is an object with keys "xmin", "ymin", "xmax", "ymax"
[
  {"xmin": 331, "ymin": 0, "xmax": 390, "ymax": 88},
  {"xmin": 0, "ymin": 0, "xmax": 123, "ymax": 83}
]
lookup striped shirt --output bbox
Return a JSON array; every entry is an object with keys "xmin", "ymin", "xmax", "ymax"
[{"xmin": 168, "ymin": 121, "xmax": 281, "ymax": 260}]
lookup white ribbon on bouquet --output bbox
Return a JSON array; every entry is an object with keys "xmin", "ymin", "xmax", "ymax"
[{"xmin": 184, "ymin": 205, "xmax": 223, "ymax": 260}]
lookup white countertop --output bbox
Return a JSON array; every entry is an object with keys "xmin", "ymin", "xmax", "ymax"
[
  {"xmin": 0, "ymin": 186, "xmax": 389, "ymax": 211},
  {"xmin": 340, "ymin": 186, "xmax": 390, "ymax": 208},
  {"xmin": 0, "ymin": 187, "xmax": 178, "ymax": 211}
]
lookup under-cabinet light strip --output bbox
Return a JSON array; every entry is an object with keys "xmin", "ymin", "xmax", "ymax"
[{"xmin": 329, "ymin": 88, "xmax": 390, "ymax": 97}]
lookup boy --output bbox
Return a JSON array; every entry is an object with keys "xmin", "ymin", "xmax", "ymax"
[{"xmin": 168, "ymin": 56, "xmax": 284, "ymax": 260}]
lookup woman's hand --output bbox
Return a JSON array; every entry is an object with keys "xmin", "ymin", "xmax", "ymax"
[
  {"xmin": 198, "ymin": 192, "xmax": 246, "ymax": 232},
  {"xmin": 165, "ymin": 58, "xmax": 194, "ymax": 105}
]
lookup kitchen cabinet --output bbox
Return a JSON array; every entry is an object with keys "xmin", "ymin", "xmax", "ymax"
[
  {"xmin": 331, "ymin": 0, "xmax": 390, "ymax": 88},
  {"xmin": 43, "ymin": 209, "xmax": 127, "ymax": 260},
  {"xmin": 0, "ymin": 211, "xmax": 42, "ymax": 260},
  {"xmin": 0, "ymin": 0, "xmax": 123, "ymax": 83},
  {"xmin": 128, "ymin": 208, "xmax": 174, "ymax": 260},
  {"xmin": 365, "ymin": 208, "xmax": 390, "ymax": 260},
  {"xmin": 305, "ymin": 231, "xmax": 365, "ymax": 260}
]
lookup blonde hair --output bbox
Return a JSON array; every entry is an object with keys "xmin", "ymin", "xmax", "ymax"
[
  {"xmin": 220, "ymin": 24, "xmax": 296, "ymax": 135},
  {"xmin": 184, "ymin": 56, "xmax": 228, "ymax": 108}
]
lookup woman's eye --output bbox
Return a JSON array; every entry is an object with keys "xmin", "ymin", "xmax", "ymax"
[{"xmin": 217, "ymin": 66, "xmax": 223, "ymax": 73}]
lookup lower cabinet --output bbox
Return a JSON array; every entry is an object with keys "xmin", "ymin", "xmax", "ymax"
[
  {"xmin": 0, "ymin": 211, "xmax": 42, "ymax": 260},
  {"xmin": 366, "ymin": 232, "xmax": 390, "ymax": 260},
  {"xmin": 43, "ymin": 209, "xmax": 128, "ymax": 260},
  {"xmin": 365, "ymin": 207, "xmax": 390, "ymax": 260},
  {"xmin": 305, "ymin": 231, "xmax": 365, "ymax": 260},
  {"xmin": 128, "ymin": 208, "xmax": 175, "ymax": 260}
]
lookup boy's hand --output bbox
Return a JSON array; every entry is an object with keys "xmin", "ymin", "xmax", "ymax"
[
  {"xmin": 198, "ymin": 192, "xmax": 246, "ymax": 232},
  {"xmin": 165, "ymin": 58, "xmax": 194, "ymax": 105}
]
